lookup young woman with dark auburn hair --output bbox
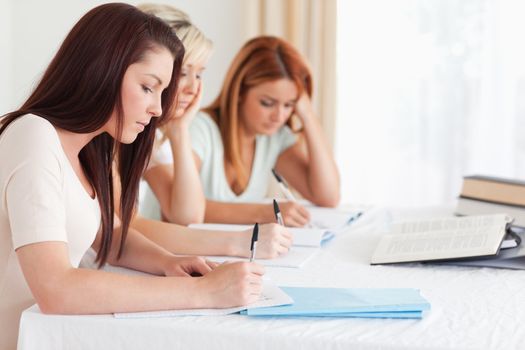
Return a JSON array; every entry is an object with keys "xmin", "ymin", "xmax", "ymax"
[
  {"xmin": 193, "ymin": 36, "xmax": 340, "ymax": 227},
  {"xmin": 0, "ymin": 4, "xmax": 263, "ymax": 349}
]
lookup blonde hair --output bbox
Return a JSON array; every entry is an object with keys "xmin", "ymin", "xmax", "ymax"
[
  {"xmin": 137, "ymin": 4, "xmax": 212, "ymax": 65},
  {"xmin": 203, "ymin": 36, "xmax": 312, "ymax": 191},
  {"xmin": 137, "ymin": 3, "xmax": 213, "ymax": 145}
]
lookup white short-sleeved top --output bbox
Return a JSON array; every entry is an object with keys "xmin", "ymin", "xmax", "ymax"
[
  {"xmin": 138, "ymin": 114, "xmax": 297, "ymax": 219},
  {"xmin": 0, "ymin": 115, "xmax": 101, "ymax": 350}
]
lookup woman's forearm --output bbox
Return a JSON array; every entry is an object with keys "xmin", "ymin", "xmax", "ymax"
[
  {"xmin": 17, "ymin": 242, "xmax": 203, "ymax": 315},
  {"xmin": 104, "ymin": 226, "xmax": 175, "ymax": 275},
  {"xmin": 167, "ymin": 126, "xmax": 205, "ymax": 224},
  {"xmin": 132, "ymin": 215, "xmax": 243, "ymax": 256},
  {"xmin": 301, "ymin": 116, "xmax": 340, "ymax": 206},
  {"xmin": 204, "ymin": 200, "xmax": 275, "ymax": 225}
]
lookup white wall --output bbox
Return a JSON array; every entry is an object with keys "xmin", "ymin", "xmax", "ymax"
[
  {"xmin": 0, "ymin": 0, "xmax": 13, "ymax": 113},
  {"xmin": 1, "ymin": 0, "xmax": 247, "ymax": 114}
]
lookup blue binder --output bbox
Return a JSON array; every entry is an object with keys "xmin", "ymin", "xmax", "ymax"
[{"xmin": 243, "ymin": 287, "xmax": 430, "ymax": 318}]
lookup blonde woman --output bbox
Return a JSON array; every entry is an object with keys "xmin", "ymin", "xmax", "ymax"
[
  {"xmin": 138, "ymin": 3, "xmax": 210, "ymax": 225},
  {"xmin": 129, "ymin": 5, "xmax": 293, "ymax": 259}
]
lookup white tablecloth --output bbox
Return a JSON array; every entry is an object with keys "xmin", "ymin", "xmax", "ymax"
[{"xmin": 17, "ymin": 207, "xmax": 525, "ymax": 350}]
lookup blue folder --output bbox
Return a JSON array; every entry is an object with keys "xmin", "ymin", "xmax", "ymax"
[{"xmin": 243, "ymin": 287, "xmax": 430, "ymax": 318}]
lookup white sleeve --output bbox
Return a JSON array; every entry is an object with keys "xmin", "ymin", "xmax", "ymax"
[
  {"xmin": 4, "ymin": 123, "xmax": 68, "ymax": 249},
  {"xmin": 147, "ymin": 139, "xmax": 173, "ymax": 171},
  {"xmin": 277, "ymin": 125, "xmax": 298, "ymax": 154},
  {"xmin": 189, "ymin": 114, "xmax": 213, "ymax": 162}
]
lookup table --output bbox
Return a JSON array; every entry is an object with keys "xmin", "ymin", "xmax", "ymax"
[{"xmin": 17, "ymin": 207, "xmax": 525, "ymax": 350}]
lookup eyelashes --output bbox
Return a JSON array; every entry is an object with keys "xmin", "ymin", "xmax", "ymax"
[
  {"xmin": 141, "ymin": 85, "xmax": 153, "ymax": 94},
  {"xmin": 260, "ymin": 100, "xmax": 295, "ymax": 108}
]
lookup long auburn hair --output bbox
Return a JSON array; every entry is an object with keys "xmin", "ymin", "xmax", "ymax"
[
  {"xmin": 0, "ymin": 3, "xmax": 184, "ymax": 266},
  {"xmin": 202, "ymin": 36, "xmax": 313, "ymax": 191}
]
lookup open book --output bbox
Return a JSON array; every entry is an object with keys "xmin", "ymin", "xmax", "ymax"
[{"xmin": 371, "ymin": 214, "xmax": 513, "ymax": 265}]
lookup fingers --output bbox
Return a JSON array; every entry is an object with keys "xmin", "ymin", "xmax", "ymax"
[
  {"xmin": 256, "ymin": 224, "xmax": 293, "ymax": 258},
  {"xmin": 279, "ymin": 228, "xmax": 294, "ymax": 246},
  {"xmin": 201, "ymin": 261, "xmax": 265, "ymax": 307},
  {"xmin": 297, "ymin": 205, "xmax": 311, "ymax": 221},
  {"xmin": 168, "ymin": 266, "xmax": 191, "ymax": 277},
  {"xmin": 186, "ymin": 89, "xmax": 201, "ymax": 111},
  {"xmin": 284, "ymin": 214, "xmax": 307, "ymax": 227},
  {"xmin": 206, "ymin": 260, "xmax": 219, "ymax": 269},
  {"xmin": 281, "ymin": 202, "xmax": 310, "ymax": 227},
  {"xmin": 184, "ymin": 84, "xmax": 203, "ymax": 115},
  {"xmin": 169, "ymin": 257, "xmax": 212, "ymax": 277},
  {"xmin": 248, "ymin": 261, "xmax": 265, "ymax": 276},
  {"xmin": 191, "ymin": 258, "xmax": 214, "ymax": 276}
]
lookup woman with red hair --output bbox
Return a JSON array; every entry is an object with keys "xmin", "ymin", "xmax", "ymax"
[{"xmin": 194, "ymin": 36, "xmax": 340, "ymax": 226}]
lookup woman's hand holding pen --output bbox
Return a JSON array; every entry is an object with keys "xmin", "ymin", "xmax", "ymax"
[
  {"xmin": 276, "ymin": 201, "xmax": 310, "ymax": 227},
  {"xmin": 236, "ymin": 223, "xmax": 293, "ymax": 259},
  {"xmin": 195, "ymin": 261, "xmax": 265, "ymax": 307}
]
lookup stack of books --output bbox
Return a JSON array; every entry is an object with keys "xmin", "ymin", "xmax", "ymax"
[{"xmin": 456, "ymin": 175, "xmax": 525, "ymax": 227}]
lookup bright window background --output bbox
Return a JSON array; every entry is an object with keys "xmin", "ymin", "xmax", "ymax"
[{"xmin": 335, "ymin": 0, "xmax": 525, "ymax": 207}]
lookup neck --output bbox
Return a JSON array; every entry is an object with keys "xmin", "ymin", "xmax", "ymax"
[
  {"xmin": 238, "ymin": 122, "xmax": 256, "ymax": 148},
  {"xmin": 56, "ymin": 127, "xmax": 102, "ymax": 159}
]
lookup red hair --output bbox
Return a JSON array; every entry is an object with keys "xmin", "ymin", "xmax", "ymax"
[{"xmin": 203, "ymin": 36, "xmax": 312, "ymax": 191}]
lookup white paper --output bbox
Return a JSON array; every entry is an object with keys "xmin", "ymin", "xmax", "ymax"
[
  {"xmin": 307, "ymin": 206, "xmax": 362, "ymax": 229},
  {"xmin": 189, "ymin": 223, "xmax": 335, "ymax": 248},
  {"xmin": 206, "ymin": 246, "xmax": 318, "ymax": 268},
  {"xmin": 114, "ymin": 282, "xmax": 293, "ymax": 318}
]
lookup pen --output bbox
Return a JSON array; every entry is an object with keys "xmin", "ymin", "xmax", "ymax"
[
  {"xmin": 273, "ymin": 199, "xmax": 285, "ymax": 226},
  {"xmin": 348, "ymin": 211, "xmax": 363, "ymax": 224},
  {"xmin": 250, "ymin": 223, "xmax": 259, "ymax": 262},
  {"xmin": 271, "ymin": 168, "xmax": 297, "ymax": 201}
]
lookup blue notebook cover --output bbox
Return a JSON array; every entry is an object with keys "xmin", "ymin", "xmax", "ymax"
[
  {"xmin": 243, "ymin": 311, "xmax": 423, "ymax": 319},
  {"xmin": 244, "ymin": 287, "xmax": 430, "ymax": 317}
]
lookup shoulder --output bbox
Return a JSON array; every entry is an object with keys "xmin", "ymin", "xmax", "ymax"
[
  {"xmin": 189, "ymin": 112, "xmax": 221, "ymax": 161},
  {"xmin": 2, "ymin": 114, "xmax": 57, "ymax": 141},
  {"xmin": 275, "ymin": 125, "xmax": 296, "ymax": 138},
  {"xmin": 0, "ymin": 114, "xmax": 63, "ymax": 168},
  {"xmin": 190, "ymin": 112, "xmax": 221, "ymax": 143},
  {"xmin": 257, "ymin": 125, "xmax": 297, "ymax": 155},
  {"xmin": 272, "ymin": 125, "xmax": 297, "ymax": 146},
  {"xmin": 190, "ymin": 112, "xmax": 219, "ymax": 134}
]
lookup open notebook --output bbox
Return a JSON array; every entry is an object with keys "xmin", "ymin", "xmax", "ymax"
[
  {"xmin": 307, "ymin": 206, "xmax": 363, "ymax": 230},
  {"xmin": 190, "ymin": 223, "xmax": 342, "ymax": 248},
  {"xmin": 371, "ymin": 214, "xmax": 513, "ymax": 265},
  {"xmin": 115, "ymin": 281, "xmax": 293, "ymax": 318},
  {"xmin": 188, "ymin": 223, "xmax": 322, "ymax": 268}
]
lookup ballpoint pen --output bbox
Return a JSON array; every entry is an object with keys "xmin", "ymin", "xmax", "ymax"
[
  {"xmin": 271, "ymin": 168, "xmax": 297, "ymax": 201},
  {"xmin": 273, "ymin": 199, "xmax": 285, "ymax": 226},
  {"xmin": 250, "ymin": 223, "xmax": 259, "ymax": 262}
]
